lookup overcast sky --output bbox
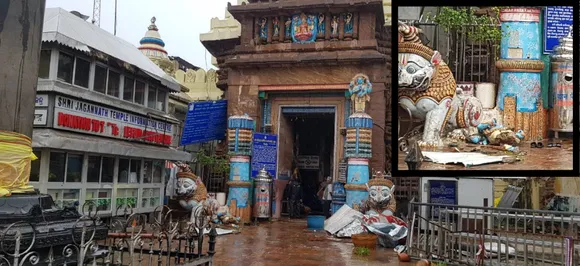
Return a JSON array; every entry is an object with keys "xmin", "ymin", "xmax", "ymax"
[{"xmin": 46, "ymin": 0, "xmax": 232, "ymax": 70}]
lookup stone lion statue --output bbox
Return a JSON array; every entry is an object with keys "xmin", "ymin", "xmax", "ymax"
[
  {"xmin": 398, "ymin": 21, "xmax": 483, "ymax": 147},
  {"xmin": 175, "ymin": 171, "xmax": 208, "ymax": 211}
]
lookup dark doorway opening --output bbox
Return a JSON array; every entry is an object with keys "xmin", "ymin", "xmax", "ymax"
[{"xmin": 282, "ymin": 107, "xmax": 335, "ymax": 214}]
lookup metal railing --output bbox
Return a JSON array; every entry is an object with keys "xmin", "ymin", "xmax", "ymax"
[
  {"xmin": 0, "ymin": 204, "xmax": 217, "ymax": 266},
  {"xmin": 406, "ymin": 201, "xmax": 580, "ymax": 265}
]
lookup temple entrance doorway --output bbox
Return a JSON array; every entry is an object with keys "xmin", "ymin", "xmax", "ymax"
[{"xmin": 278, "ymin": 106, "xmax": 336, "ymax": 215}]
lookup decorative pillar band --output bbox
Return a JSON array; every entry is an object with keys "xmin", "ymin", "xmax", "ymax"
[
  {"xmin": 227, "ymin": 114, "xmax": 254, "ymax": 223},
  {"xmin": 345, "ymin": 113, "xmax": 373, "ymax": 158}
]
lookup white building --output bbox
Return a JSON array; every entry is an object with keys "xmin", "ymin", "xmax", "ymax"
[{"xmin": 31, "ymin": 8, "xmax": 191, "ymax": 216}]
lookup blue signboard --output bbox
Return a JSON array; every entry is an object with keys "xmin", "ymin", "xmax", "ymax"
[
  {"xmin": 251, "ymin": 133, "xmax": 278, "ymax": 178},
  {"xmin": 180, "ymin": 100, "xmax": 227, "ymax": 146},
  {"xmin": 428, "ymin": 180, "xmax": 457, "ymax": 218},
  {"xmin": 544, "ymin": 6, "xmax": 573, "ymax": 54}
]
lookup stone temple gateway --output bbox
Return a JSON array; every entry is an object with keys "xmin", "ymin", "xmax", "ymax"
[{"xmin": 203, "ymin": 0, "xmax": 392, "ymax": 220}]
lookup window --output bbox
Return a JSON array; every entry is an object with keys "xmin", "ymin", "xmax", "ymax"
[
  {"xmin": 57, "ymin": 52, "xmax": 74, "ymax": 83},
  {"xmin": 48, "ymin": 189, "xmax": 80, "ymax": 209},
  {"xmin": 86, "ymin": 189, "xmax": 112, "ymax": 212},
  {"xmin": 147, "ymin": 87, "xmax": 157, "ymax": 109},
  {"xmin": 30, "ymin": 150, "xmax": 41, "ymax": 182},
  {"xmin": 143, "ymin": 161, "xmax": 152, "ymax": 183},
  {"xmin": 141, "ymin": 188, "xmax": 160, "ymax": 208},
  {"xmin": 134, "ymin": 81, "xmax": 145, "ymax": 105},
  {"xmin": 107, "ymin": 71, "xmax": 120, "ymax": 97},
  {"xmin": 143, "ymin": 161, "xmax": 164, "ymax": 183},
  {"xmin": 66, "ymin": 154, "xmax": 83, "ymax": 182},
  {"xmin": 94, "ymin": 65, "xmax": 107, "ymax": 94},
  {"xmin": 101, "ymin": 157, "xmax": 114, "ymax": 183},
  {"xmin": 87, "ymin": 156, "xmax": 100, "ymax": 183},
  {"xmin": 87, "ymin": 156, "xmax": 115, "ymax": 183},
  {"xmin": 157, "ymin": 90, "xmax": 166, "ymax": 111},
  {"xmin": 73, "ymin": 57, "xmax": 90, "ymax": 88},
  {"xmin": 123, "ymin": 77, "xmax": 135, "ymax": 101},
  {"xmin": 49, "ymin": 152, "xmax": 83, "ymax": 183},
  {"xmin": 118, "ymin": 158, "xmax": 140, "ymax": 183},
  {"xmin": 152, "ymin": 161, "xmax": 164, "ymax": 183},
  {"xmin": 48, "ymin": 152, "xmax": 66, "ymax": 182},
  {"xmin": 116, "ymin": 188, "xmax": 138, "ymax": 208},
  {"xmin": 38, "ymin": 50, "xmax": 51, "ymax": 79}
]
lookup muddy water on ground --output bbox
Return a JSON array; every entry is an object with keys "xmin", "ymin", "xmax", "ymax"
[{"xmin": 211, "ymin": 218, "xmax": 415, "ymax": 266}]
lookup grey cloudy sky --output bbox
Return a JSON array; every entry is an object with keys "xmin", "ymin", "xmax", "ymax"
[{"xmin": 46, "ymin": 0, "xmax": 232, "ymax": 70}]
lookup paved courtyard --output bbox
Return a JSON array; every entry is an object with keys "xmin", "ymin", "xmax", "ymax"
[{"xmin": 210, "ymin": 218, "xmax": 415, "ymax": 266}]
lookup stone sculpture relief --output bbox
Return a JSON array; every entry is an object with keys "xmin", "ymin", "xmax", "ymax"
[
  {"xmin": 398, "ymin": 21, "xmax": 484, "ymax": 147},
  {"xmin": 348, "ymin": 73, "xmax": 372, "ymax": 113},
  {"xmin": 292, "ymin": 13, "xmax": 317, "ymax": 44}
]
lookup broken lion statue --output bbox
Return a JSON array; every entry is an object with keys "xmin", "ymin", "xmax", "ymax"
[
  {"xmin": 335, "ymin": 172, "xmax": 408, "ymax": 248},
  {"xmin": 175, "ymin": 163, "xmax": 238, "ymax": 225},
  {"xmin": 398, "ymin": 21, "xmax": 483, "ymax": 147}
]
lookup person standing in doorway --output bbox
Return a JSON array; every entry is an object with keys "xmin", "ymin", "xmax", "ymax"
[
  {"xmin": 287, "ymin": 168, "xmax": 303, "ymax": 218},
  {"xmin": 317, "ymin": 176, "xmax": 333, "ymax": 218}
]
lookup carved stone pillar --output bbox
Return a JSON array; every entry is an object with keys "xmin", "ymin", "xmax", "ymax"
[
  {"xmin": 325, "ymin": 12, "xmax": 331, "ymax": 40},
  {"xmin": 338, "ymin": 13, "xmax": 345, "ymax": 40},
  {"xmin": 353, "ymin": 13, "xmax": 359, "ymax": 40},
  {"xmin": 267, "ymin": 17, "xmax": 274, "ymax": 44},
  {"xmin": 253, "ymin": 17, "xmax": 261, "ymax": 45}
]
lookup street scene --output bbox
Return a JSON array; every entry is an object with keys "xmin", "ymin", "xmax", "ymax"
[
  {"xmin": 0, "ymin": 1, "xmax": 578, "ymax": 266},
  {"xmin": 397, "ymin": 6, "xmax": 574, "ymax": 172}
]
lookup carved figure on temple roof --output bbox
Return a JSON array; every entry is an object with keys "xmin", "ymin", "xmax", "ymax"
[
  {"xmin": 318, "ymin": 14, "xmax": 325, "ymax": 34},
  {"xmin": 273, "ymin": 17, "xmax": 280, "ymax": 37},
  {"xmin": 344, "ymin": 13, "xmax": 353, "ymax": 34},
  {"xmin": 398, "ymin": 21, "xmax": 483, "ymax": 147},
  {"xmin": 285, "ymin": 17, "xmax": 292, "ymax": 37},
  {"xmin": 331, "ymin": 15, "xmax": 339, "ymax": 36},
  {"xmin": 291, "ymin": 13, "xmax": 317, "ymax": 44},
  {"xmin": 259, "ymin": 18, "xmax": 268, "ymax": 40},
  {"xmin": 348, "ymin": 73, "xmax": 372, "ymax": 113}
]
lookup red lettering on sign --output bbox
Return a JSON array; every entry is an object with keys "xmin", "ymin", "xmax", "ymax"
[
  {"xmin": 121, "ymin": 126, "xmax": 172, "ymax": 145},
  {"xmin": 57, "ymin": 112, "xmax": 172, "ymax": 145},
  {"xmin": 58, "ymin": 113, "xmax": 93, "ymax": 132}
]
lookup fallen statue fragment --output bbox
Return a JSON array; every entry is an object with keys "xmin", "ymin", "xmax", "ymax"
[{"xmin": 324, "ymin": 172, "xmax": 408, "ymax": 248}]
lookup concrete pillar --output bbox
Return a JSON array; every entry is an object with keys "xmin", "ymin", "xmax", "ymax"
[
  {"xmin": 0, "ymin": 0, "xmax": 46, "ymax": 136},
  {"xmin": 495, "ymin": 8, "xmax": 546, "ymax": 140},
  {"xmin": 226, "ymin": 114, "xmax": 254, "ymax": 223},
  {"xmin": 344, "ymin": 113, "xmax": 373, "ymax": 212}
]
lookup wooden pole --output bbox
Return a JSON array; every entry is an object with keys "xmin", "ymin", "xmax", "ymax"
[{"xmin": 0, "ymin": 0, "xmax": 46, "ymax": 137}]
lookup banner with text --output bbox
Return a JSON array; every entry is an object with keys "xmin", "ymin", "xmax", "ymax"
[
  {"xmin": 251, "ymin": 133, "xmax": 278, "ymax": 178},
  {"xmin": 53, "ymin": 95, "xmax": 174, "ymax": 146},
  {"xmin": 544, "ymin": 6, "xmax": 573, "ymax": 54}
]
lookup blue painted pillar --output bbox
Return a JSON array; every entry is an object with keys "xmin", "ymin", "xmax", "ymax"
[
  {"xmin": 226, "ymin": 114, "xmax": 254, "ymax": 223},
  {"xmin": 344, "ymin": 113, "xmax": 373, "ymax": 212},
  {"xmin": 495, "ymin": 8, "xmax": 546, "ymax": 140}
]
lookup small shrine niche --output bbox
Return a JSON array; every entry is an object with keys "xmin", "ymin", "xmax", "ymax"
[{"xmin": 254, "ymin": 12, "xmax": 358, "ymax": 45}]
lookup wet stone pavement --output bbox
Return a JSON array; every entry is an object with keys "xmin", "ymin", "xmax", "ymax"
[{"xmin": 211, "ymin": 218, "xmax": 415, "ymax": 266}]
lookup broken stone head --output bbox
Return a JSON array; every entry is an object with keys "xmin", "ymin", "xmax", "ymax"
[
  {"xmin": 175, "ymin": 172, "xmax": 207, "ymax": 211},
  {"xmin": 364, "ymin": 172, "xmax": 396, "ymax": 216}
]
